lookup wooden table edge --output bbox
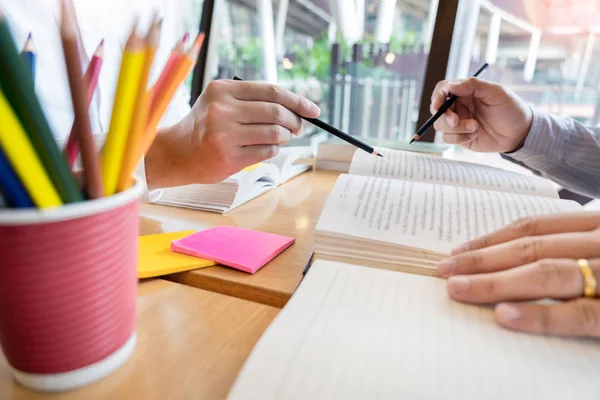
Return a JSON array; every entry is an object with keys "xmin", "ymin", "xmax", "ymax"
[{"xmin": 163, "ymin": 272, "xmax": 293, "ymax": 308}]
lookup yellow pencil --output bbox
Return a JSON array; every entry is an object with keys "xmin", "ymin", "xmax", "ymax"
[
  {"xmin": 116, "ymin": 19, "xmax": 160, "ymax": 192},
  {"xmin": 0, "ymin": 88, "xmax": 62, "ymax": 208},
  {"xmin": 101, "ymin": 25, "xmax": 145, "ymax": 196}
]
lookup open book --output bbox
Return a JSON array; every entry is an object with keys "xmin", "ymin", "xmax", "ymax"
[
  {"xmin": 229, "ymin": 260, "xmax": 600, "ymax": 399},
  {"xmin": 150, "ymin": 146, "xmax": 313, "ymax": 214},
  {"xmin": 315, "ymin": 148, "xmax": 582, "ymax": 275},
  {"xmin": 316, "ymin": 139, "xmax": 452, "ymax": 172}
]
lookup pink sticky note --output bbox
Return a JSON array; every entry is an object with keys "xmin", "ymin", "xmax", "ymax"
[{"xmin": 171, "ymin": 226, "xmax": 295, "ymax": 274}]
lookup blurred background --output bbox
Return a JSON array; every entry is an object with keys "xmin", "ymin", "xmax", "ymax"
[{"xmin": 167, "ymin": 0, "xmax": 600, "ymax": 144}]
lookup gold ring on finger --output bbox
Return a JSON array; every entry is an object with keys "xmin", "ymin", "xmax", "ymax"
[{"xmin": 577, "ymin": 259, "xmax": 597, "ymax": 298}]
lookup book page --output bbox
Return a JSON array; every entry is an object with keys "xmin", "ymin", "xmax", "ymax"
[
  {"xmin": 316, "ymin": 174, "xmax": 581, "ymax": 254},
  {"xmin": 265, "ymin": 146, "xmax": 313, "ymax": 183},
  {"xmin": 349, "ymin": 148, "xmax": 558, "ymax": 198},
  {"xmin": 229, "ymin": 260, "xmax": 600, "ymax": 400}
]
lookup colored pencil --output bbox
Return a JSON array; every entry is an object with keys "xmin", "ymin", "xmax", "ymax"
[
  {"xmin": 0, "ymin": 88, "xmax": 62, "ymax": 208},
  {"xmin": 141, "ymin": 33, "xmax": 205, "ymax": 158},
  {"xmin": 64, "ymin": 39, "xmax": 104, "ymax": 168},
  {"xmin": 116, "ymin": 19, "xmax": 161, "ymax": 192},
  {"xmin": 232, "ymin": 76, "xmax": 382, "ymax": 157},
  {"xmin": 150, "ymin": 31, "xmax": 188, "ymax": 104},
  {"xmin": 60, "ymin": 2, "xmax": 104, "ymax": 199},
  {"xmin": 410, "ymin": 63, "xmax": 489, "ymax": 144},
  {"xmin": 0, "ymin": 12, "xmax": 82, "ymax": 203},
  {"xmin": 101, "ymin": 25, "xmax": 145, "ymax": 196},
  {"xmin": 20, "ymin": 33, "xmax": 36, "ymax": 83},
  {"xmin": 0, "ymin": 149, "xmax": 34, "ymax": 208}
]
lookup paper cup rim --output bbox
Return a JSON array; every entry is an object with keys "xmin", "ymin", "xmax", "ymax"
[{"xmin": 0, "ymin": 180, "xmax": 145, "ymax": 225}]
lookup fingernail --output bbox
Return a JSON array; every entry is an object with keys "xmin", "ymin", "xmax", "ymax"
[
  {"xmin": 448, "ymin": 276, "xmax": 470, "ymax": 294},
  {"xmin": 465, "ymin": 120, "xmax": 478, "ymax": 131},
  {"xmin": 497, "ymin": 304, "xmax": 521, "ymax": 323},
  {"xmin": 452, "ymin": 243, "xmax": 470, "ymax": 255},
  {"xmin": 437, "ymin": 259, "xmax": 456, "ymax": 277},
  {"xmin": 445, "ymin": 114, "xmax": 455, "ymax": 126},
  {"xmin": 309, "ymin": 101, "xmax": 320, "ymax": 115}
]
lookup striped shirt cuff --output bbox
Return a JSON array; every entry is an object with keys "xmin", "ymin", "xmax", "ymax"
[{"xmin": 503, "ymin": 107, "xmax": 569, "ymax": 168}]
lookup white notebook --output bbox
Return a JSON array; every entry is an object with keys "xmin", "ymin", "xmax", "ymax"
[
  {"xmin": 150, "ymin": 146, "xmax": 313, "ymax": 214},
  {"xmin": 229, "ymin": 260, "xmax": 600, "ymax": 400}
]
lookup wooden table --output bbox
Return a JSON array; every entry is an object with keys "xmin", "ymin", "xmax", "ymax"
[
  {"xmin": 0, "ymin": 280, "xmax": 278, "ymax": 400},
  {"xmin": 140, "ymin": 170, "xmax": 340, "ymax": 307}
]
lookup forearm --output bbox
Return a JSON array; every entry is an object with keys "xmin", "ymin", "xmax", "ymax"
[
  {"xmin": 502, "ymin": 108, "xmax": 600, "ymax": 198},
  {"xmin": 144, "ymin": 118, "xmax": 195, "ymax": 191}
]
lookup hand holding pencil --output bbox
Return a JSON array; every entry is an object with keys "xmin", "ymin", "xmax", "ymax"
[
  {"xmin": 427, "ymin": 74, "xmax": 534, "ymax": 154},
  {"xmin": 144, "ymin": 78, "xmax": 323, "ymax": 187}
]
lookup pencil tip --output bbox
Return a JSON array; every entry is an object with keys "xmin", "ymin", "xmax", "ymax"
[
  {"xmin": 23, "ymin": 32, "xmax": 35, "ymax": 52},
  {"xmin": 94, "ymin": 39, "xmax": 105, "ymax": 57},
  {"xmin": 193, "ymin": 32, "xmax": 205, "ymax": 49},
  {"xmin": 409, "ymin": 139, "xmax": 415, "ymax": 144},
  {"xmin": 182, "ymin": 32, "xmax": 190, "ymax": 42},
  {"xmin": 377, "ymin": 153, "xmax": 383, "ymax": 158}
]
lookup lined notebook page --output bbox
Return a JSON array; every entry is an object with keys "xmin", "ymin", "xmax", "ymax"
[
  {"xmin": 349, "ymin": 148, "xmax": 558, "ymax": 198},
  {"xmin": 316, "ymin": 174, "xmax": 580, "ymax": 254},
  {"xmin": 229, "ymin": 261, "xmax": 600, "ymax": 400}
]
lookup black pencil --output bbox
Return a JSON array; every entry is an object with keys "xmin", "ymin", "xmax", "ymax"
[
  {"xmin": 410, "ymin": 63, "xmax": 489, "ymax": 144},
  {"xmin": 232, "ymin": 76, "xmax": 382, "ymax": 157}
]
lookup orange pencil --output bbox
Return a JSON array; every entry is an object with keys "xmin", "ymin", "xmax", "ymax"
[
  {"xmin": 116, "ymin": 20, "xmax": 161, "ymax": 191},
  {"xmin": 60, "ymin": 2, "xmax": 103, "ymax": 198},
  {"xmin": 141, "ymin": 33, "xmax": 204, "ymax": 157},
  {"xmin": 150, "ymin": 31, "xmax": 188, "ymax": 105}
]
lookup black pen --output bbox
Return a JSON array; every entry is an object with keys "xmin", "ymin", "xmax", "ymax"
[
  {"xmin": 410, "ymin": 63, "xmax": 489, "ymax": 144},
  {"xmin": 232, "ymin": 76, "xmax": 382, "ymax": 157}
]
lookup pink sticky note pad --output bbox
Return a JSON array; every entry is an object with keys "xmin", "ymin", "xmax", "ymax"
[{"xmin": 171, "ymin": 226, "xmax": 295, "ymax": 274}]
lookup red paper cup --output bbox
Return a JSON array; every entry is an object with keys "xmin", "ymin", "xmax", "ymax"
[{"xmin": 0, "ymin": 181, "xmax": 144, "ymax": 392}]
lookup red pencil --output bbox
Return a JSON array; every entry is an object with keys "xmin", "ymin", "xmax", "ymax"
[
  {"xmin": 150, "ymin": 32, "xmax": 188, "ymax": 108},
  {"xmin": 63, "ymin": 39, "xmax": 104, "ymax": 168}
]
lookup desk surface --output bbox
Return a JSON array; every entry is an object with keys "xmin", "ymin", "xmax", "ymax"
[
  {"xmin": 0, "ymin": 280, "xmax": 278, "ymax": 400},
  {"xmin": 140, "ymin": 170, "xmax": 340, "ymax": 307}
]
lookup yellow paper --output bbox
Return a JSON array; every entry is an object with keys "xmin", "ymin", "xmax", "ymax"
[
  {"xmin": 138, "ymin": 230, "xmax": 216, "ymax": 278},
  {"xmin": 242, "ymin": 163, "xmax": 264, "ymax": 172},
  {"xmin": 0, "ymin": 89, "xmax": 62, "ymax": 208},
  {"xmin": 102, "ymin": 48, "xmax": 145, "ymax": 196}
]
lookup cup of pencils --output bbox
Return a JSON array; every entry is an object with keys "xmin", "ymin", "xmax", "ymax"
[{"xmin": 0, "ymin": 4, "xmax": 204, "ymax": 392}]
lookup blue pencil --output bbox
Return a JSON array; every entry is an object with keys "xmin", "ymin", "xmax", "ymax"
[
  {"xmin": 20, "ymin": 32, "xmax": 36, "ymax": 84},
  {"xmin": 0, "ymin": 148, "xmax": 34, "ymax": 208}
]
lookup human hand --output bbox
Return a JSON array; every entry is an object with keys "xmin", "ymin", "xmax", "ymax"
[
  {"xmin": 436, "ymin": 212, "xmax": 600, "ymax": 337},
  {"xmin": 430, "ymin": 78, "xmax": 533, "ymax": 153},
  {"xmin": 145, "ymin": 79, "xmax": 320, "ymax": 188}
]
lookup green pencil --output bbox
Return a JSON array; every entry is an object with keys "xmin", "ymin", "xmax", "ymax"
[{"xmin": 0, "ymin": 13, "xmax": 82, "ymax": 203}]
